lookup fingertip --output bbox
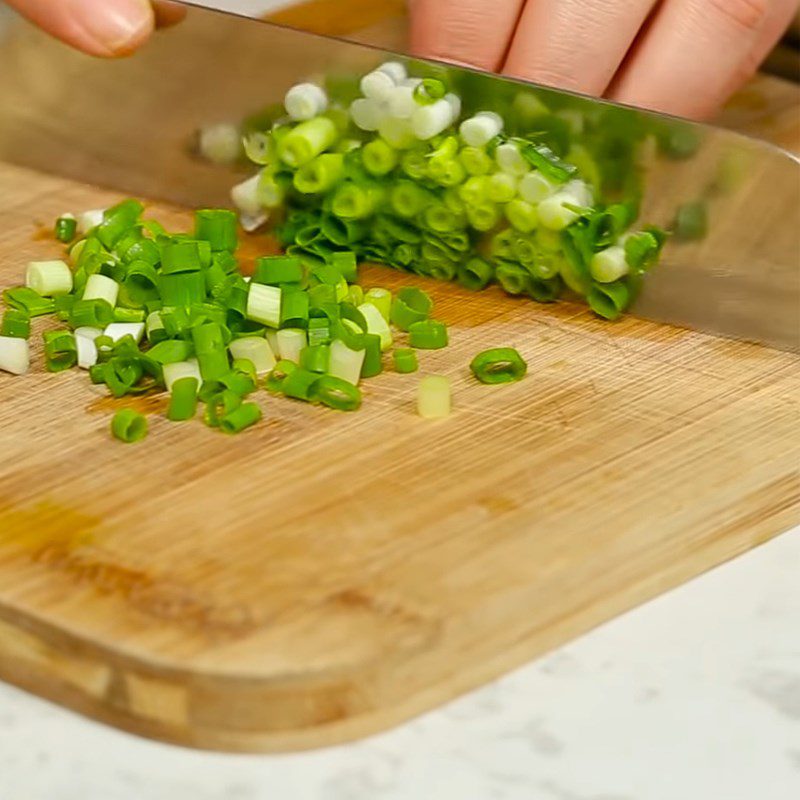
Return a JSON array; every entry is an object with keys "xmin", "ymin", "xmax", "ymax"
[
  {"xmin": 69, "ymin": 0, "xmax": 155, "ymax": 58},
  {"xmin": 153, "ymin": 1, "xmax": 187, "ymax": 29}
]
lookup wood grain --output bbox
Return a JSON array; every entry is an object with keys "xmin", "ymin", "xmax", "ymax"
[{"xmin": 0, "ymin": 129, "xmax": 798, "ymax": 749}]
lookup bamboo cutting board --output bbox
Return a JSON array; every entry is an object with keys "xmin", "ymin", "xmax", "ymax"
[{"xmin": 0, "ymin": 73, "xmax": 799, "ymax": 751}]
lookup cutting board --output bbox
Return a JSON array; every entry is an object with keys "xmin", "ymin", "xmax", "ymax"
[{"xmin": 0, "ymin": 69, "xmax": 798, "ymax": 751}]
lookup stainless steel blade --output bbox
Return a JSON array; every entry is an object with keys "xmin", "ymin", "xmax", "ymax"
[{"xmin": 0, "ymin": 2, "xmax": 797, "ymax": 351}]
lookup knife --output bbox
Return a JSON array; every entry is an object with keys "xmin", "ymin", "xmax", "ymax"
[{"xmin": 0, "ymin": 1, "xmax": 797, "ymax": 351}]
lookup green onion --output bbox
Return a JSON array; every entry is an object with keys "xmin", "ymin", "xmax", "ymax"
[
  {"xmin": 278, "ymin": 117, "xmax": 338, "ymax": 168},
  {"xmin": 408, "ymin": 319, "xmax": 448, "ymax": 350},
  {"xmin": 328, "ymin": 338, "xmax": 365, "ymax": 386},
  {"xmin": 363, "ymin": 287, "xmax": 392, "ymax": 322},
  {"xmin": 111, "ymin": 409, "xmax": 148, "ymax": 443},
  {"xmin": 204, "ymin": 389, "xmax": 242, "ymax": 427},
  {"xmin": 294, "ymin": 153, "xmax": 345, "ymax": 194},
  {"xmin": 393, "ymin": 348, "xmax": 418, "ymax": 374},
  {"xmin": 167, "ymin": 376, "xmax": 199, "ymax": 421},
  {"xmin": 496, "ymin": 262, "xmax": 530, "ymax": 296},
  {"xmin": 417, "ymin": 375, "xmax": 451, "ymax": 419},
  {"xmin": 55, "ymin": 214, "xmax": 78, "ymax": 244},
  {"xmin": 3, "ymin": 287, "xmax": 55, "ymax": 317},
  {"xmin": 310, "ymin": 375, "xmax": 362, "ymax": 411},
  {"xmin": 281, "ymin": 367, "xmax": 320, "ymax": 401},
  {"xmin": 307, "ymin": 316, "xmax": 332, "ymax": 347},
  {"xmin": 299, "ymin": 344, "xmax": 330, "ymax": 373},
  {"xmin": 1, "ymin": 309, "xmax": 30, "ymax": 339},
  {"xmin": 470, "ymin": 348, "xmax": 527, "ymax": 384},
  {"xmin": 361, "ymin": 333, "xmax": 383, "ymax": 378},
  {"xmin": 363, "ymin": 140, "xmax": 399, "ymax": 177},
  {"xmin": 519, "ymin": 142, "xmax": 578, "ymax": 183},
  {"xmin": 194, "ymin": 209, "xmax": 238, "ymax": 252},
  {"xmin": 229, "ymin": 336, "xmax": 276, "ymax": 375},
  {"xmin": 329, "ymin": 251, "xmax": 358, "ymax": 283},
  {"xmin": 390, "ymin": 287, "xmax": 433, "ymax": 331},
  {"xmin": 253, "ymin": 255, "xmax": 304, "ymax": 286},
  {"xmin": 280, "ymin": 289, "xmax": 310, "ymax": 329},
  {"xmin": 43, "ymin": 330, "xmax": 78, "ymax": 372},
  {"xmin": 246, "ymin": 283, "xmax": 282, "ymax": 328},
  {"xmin": 265, "ymin": 359, "xmax": 297, "ymax": 394},
  {"xmin": 457, "ymin": 257, "xmax": 493, "ymax": 291},
  {"xmin": 220, "ymin": 402, "xmax": 262, "ymax": 434},
  {"xmin": 587, "ymin": 280, "xmax": 630, "ymax": 321}
]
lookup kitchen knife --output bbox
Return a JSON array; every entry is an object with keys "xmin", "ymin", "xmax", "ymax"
[{"xmin": 0, "ymin": 1, "xmax": 796, "ymax": 351}]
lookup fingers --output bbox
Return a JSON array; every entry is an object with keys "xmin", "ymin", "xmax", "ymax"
[
  {"xmin": 152, "ymin": 0, "xmax": 187, "ymax": 28},
  {"xmin": 502, "ymin": 0, "xmax": 658, "ymax": 96},
  {"xmin": 409, "ymin": 0, "xmax": 525, "ymax": 71},
  {"xmin": 608, "ymin": 0, "xmax": 798, "ymax": 119},
  {"xmin": 6, "ymin": 0, "xmax": 156, "ymax": 57}
]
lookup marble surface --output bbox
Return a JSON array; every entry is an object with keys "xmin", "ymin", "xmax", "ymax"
[{"xmin": 2, "ymin": 528, "xmax": 798, "ymax": 800}]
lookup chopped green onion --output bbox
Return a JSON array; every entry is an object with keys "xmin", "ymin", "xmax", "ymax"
[
  {"xmin": 357, "ymin": 302, "xmax": 393, "ymax": 351},
  {"xmin": 408, "ymin": 319, "xmax": 448, "ymax": 350},
  {"xmin": 280, "ymin": 289, "xmax": 310, "ymax": 329},
  {"xmin": 111, "ymin": 409, "xmax": 148, "ymax": 443},
  {"xmin": 519, "ymin": 142, "xmax": 578, "ymax": 184},
  {"xmin": 363, "ymin": 287, "xmax": 392, "ymax": 322},
  {"xmin": 281, "ymin": 367, "xmax": 320, "ymax": 401},
  {"xmin": 299, "ymin": 344, "xmax": 330, "ymax": 373},
  {"xmin": 55, "ymin": 214, "xmax": 78, "ymax": 244},
  {"xmin": 246, "ymin": 283, "xmax": 282, "ymax": 328},
  {"xmin": 390, "ymin": 287, "xmax": 433, "ymax": 331},
  {"xmin": 360, "ymin": 333, "xmax": 383, "ymax": 378},
  {"xmin": 42, "ymin": 330, "xmax": 78, "ymax": 372},
  {"xmin": 253, "ymin": 255, "xmax": 304, "ymax": 286},
  {"xmin": 0, "ymin": 336, "xmax": 30, "ymax": 375},
  {"xmin": 25, "ymin": 260, "xmax": 73, "ymax": 297},
  {"xmin": 163, "ymin": 359, "xmax": 202, "ymax": 393},
  {"xmin": 228, "ymin": 336, "xmax": 276, "ymax": 375},
  {"xmin": 278, "ymin": 117, "xmax": 338, "ymax": 168},
  {"xmin": 310, "ymin": 375, "xmax": 362, "ymax": 411},
  {"xmin": 417, "ymin": 375, "xmax": 451, "ymax": 419},
  {"xmin": 393, "ymin": 348, "xmax": 418, "ymax": 374},
  {"xmin": 294, "ymin": 153, "xmax": 345, "ymax": 194},
  {"xmin": 3, "ymin": 287, "xmax": 55, "ymax": 317},
  {"xmin": 329, "ymin": 251, "xmax": 359, "ymax": 283},
  {"xmin": 83, "ymin": 274, "xmax": 119, "ymax": 307},
  {"xmin": 70, "ymin": 298, "xmax": 114, "ymax": 329},
  {"xmin": 265, "ymin": 359, "xmax": 297, "ymax": 394},
  {"xmin": 470, "ymin": 348, "xmax": 527, "ymax": 384},
  {"xmin": 194, "ymin": 209, "xmax": 238, "ymax": 252},
  {"xmin": 1, "ymin": 309, "xmax": 30, "ymax": 339},
  {"xmin": 220, "ymin": 402, "xmax": 262, "ymax": 434},
  {"xmin": 458, "ymin": 257, "xmax": 493, "ymax": 291},
  {"xmin": 328, "ymin": 338, "xmax": 365, "ymax": 386},
  {"xmin": 167, "ymin": 376, "xmax": 199, "ymax": 421},
  {"xmin": 587, "ymin": 280, "xmax": 630, "ymax": 321},
  {"xmin": 204, "ymin": 389, "xmax": 242, "ymax": 427},
  {"xmin": 276, "ymin": 327, "xmax": 307, "ymax": 363}
]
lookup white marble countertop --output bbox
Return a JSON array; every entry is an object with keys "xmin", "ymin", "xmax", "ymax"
[{"xmin": 2, "ymin": 528, "xmax": 798, "ymax": 800}]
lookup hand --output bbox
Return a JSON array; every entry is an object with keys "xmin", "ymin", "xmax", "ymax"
[
  {"xmin": 410, "ymin": 0, "xmax": 800, "ymax": 119},
  {"xmin": 5, "ymin": 0, "xmax": 185, "ymax": 57}
]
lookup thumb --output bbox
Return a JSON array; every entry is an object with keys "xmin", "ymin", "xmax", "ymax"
[{"xmin": 6, "ymin": 0, "xmax": 156, "ymax": 57}]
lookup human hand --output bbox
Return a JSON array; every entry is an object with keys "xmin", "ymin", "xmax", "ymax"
[
  {"xmin": 5, "ymin": 0, "xmax": 185, "ymax": 57},
  {"xmin": 410, "ymin": 0, "xmax": 800, "ymax": 119}
]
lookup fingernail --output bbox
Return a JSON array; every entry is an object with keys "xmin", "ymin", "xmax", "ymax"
[{"xmin": 69, "ymin": 0, "xmax": 154, "ymax": 54}]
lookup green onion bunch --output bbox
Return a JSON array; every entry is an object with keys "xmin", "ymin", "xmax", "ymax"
[{"xmin": 230, "ymin": 61, "xmax": 670, "ymax": 321}]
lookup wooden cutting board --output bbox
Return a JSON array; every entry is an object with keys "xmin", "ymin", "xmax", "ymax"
[{"xmin": 0, "ymin": 73, "xmax": 798, "ymax": 751}]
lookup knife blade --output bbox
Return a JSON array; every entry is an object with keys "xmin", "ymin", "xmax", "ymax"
[{"xmin": 0, "ymin": 1, "xmax": 797, "ymax": 351}]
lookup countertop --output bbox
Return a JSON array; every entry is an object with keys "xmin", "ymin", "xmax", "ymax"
[{"xmin": 2, "ymin": 528, "xmax": 798, "ymax": 800}]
